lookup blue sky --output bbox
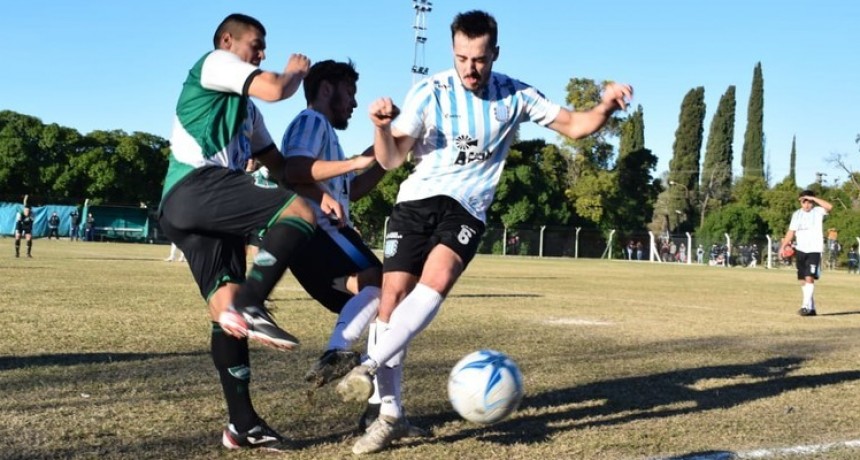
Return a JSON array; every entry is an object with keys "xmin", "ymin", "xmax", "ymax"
[{"xmin": 2, "ymin": 1, "xmax": 858, "ymax": 189}]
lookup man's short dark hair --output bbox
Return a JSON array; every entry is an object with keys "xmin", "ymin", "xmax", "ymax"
[
  {"xmin": 450, "ymin": 10, "xmax": 498, "ymax": 48},
  {"xmin": 303, "ymin": 60, "xmax": 359, "ymax": 104},
  {"xmin": 799, "ymin": 190, "xmax": 816, "ymax": 198},
  {"xmin": 213, "ymin": 13, "xmax": 266, "ymax": 49}
]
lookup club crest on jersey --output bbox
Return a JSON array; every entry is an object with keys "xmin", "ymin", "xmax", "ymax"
[
  {"xmin": 454, "ymin": 134, "xmax": 490, "ymax": 165},
  {"xmin": 494, "ymin": 104, "xmax": 509, "ymax": 122}
]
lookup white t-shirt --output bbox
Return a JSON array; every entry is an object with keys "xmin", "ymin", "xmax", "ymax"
[{"xmin": 789, "ymin": 206, "xmax": 828, "ymax": 253}]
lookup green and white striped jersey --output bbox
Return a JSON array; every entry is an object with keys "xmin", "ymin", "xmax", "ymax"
[{"xmin": 161, "ymin": 50, "xmax": 275, "ymax": 199}]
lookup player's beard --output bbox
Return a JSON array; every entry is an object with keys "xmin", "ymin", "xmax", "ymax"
[{"xmin": 329, "ymin": 92, "xmax": 350, "ymax": 130}]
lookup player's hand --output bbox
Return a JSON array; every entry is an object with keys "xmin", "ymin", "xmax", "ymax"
[
  {"xmin": 602, "ymin": 82, "xmax": 633, "ymax": 112},
  {"xmin": 320, "ymin": 193, "xmax": 345, "ymax": 228},
  {"xmin": 369, "ymin": 98, "xmax": 401, "ymax": 128},
  {"xmin": 285, "ymin": 53, "xmax": 311, "ymax": 79}
]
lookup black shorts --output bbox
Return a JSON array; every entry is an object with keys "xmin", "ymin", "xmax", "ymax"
[
  {"xmin": 795, "ymin": 251, "xmax": 821, "ymax": 280},
  {"xmin": 158, "ymin": 166, "xmax": 298, "ymax": 300},
  {"xmin": 290, "ymin": 226, "xmax": 382, "ymax": 313},
  {"xmin": 382, "ymin": 195, "xmax": 485, "ymax": 276}
]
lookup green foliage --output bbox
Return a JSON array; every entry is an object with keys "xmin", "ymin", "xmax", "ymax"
[
  {"xmin": 698, "ymin": 202, "xmax": 767, "ymax": 243},
  {"xmin": 701, "ymin": 85, "xmax": 736, "ymax": 212},
  {"xmin": 741, "ymin": 62, "xmax": 765, "ymax": 178},
  {"xmin": 351, "ymin": 164, "xmax": 411, "ymax": 247},
  {"xmin": 732, "ymin": 175, "xmax": 768, "ymax": 207},
  {"xmin": 563, "ymin": 78, "xmax": 621, "ymax": 171},
  {"xmin": 789, "ymin": 135, "xmax": 797, "ymax": 185},
  {"xmin": 613, "ymin": 106, "xmax": 658, "ymax": 233},
  {"xmin": 566, "ymin": 168, "xmax": 616, "ymax": 227},
  {"xmin": 489, "ymin": 140, "xmax": 573, "ymax": 228},
  {"xmin": 667, "ymin": 87, "xmax": 706, "ymax": 232},
  {"xmin": 761, "ymin": 177, "xmax": 800, "ymax": 236},
  {"xmin": 0, "ymin": 110, "xmax": 168, "ymax": 205}
]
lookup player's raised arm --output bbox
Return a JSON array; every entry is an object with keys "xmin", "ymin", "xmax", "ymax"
[
  {"xmin": 369, "ymin": 97, "xmax": 413, "ymax": 170},
  {"xmin": 249, "ymin": 54, "xmax": 311, "ymax": 102},
  {"xmin": 548, "ymin": 82, "xmax": 633, "ymax": 140}
]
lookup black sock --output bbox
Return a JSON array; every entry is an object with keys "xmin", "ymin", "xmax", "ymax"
[
  {"xmin": 211, "ymin": 322, "xmax": 257, "ymax": 431},
  {"xmin": 235, "ymin": 218, "xmax": 313, "ymax": 309},
  {"xmin": 15, "ymin": 240, "xmax": 20, "ymax": 255},
  {"xmin": 26, "ymin": 240, "xmax": 32, "ymax": 255}
]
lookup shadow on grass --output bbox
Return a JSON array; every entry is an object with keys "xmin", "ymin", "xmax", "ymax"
[
  {"xmin": 819, "ymin": 310, "xmax": 860, "ymax": 316},
  {"xmin": 449, "ymin": 293, "xmax": 542, "ymax": 299},
  {"xmin": 0, "ymin": 351, "xmax": 205, "ymax": 370},
  {"xmin": 662, "ymin": 451, "xmax": 735, "ymax": 460},
  {"xmin": 410, "ymin": 356, "xmax": 860, "ymax": 448}
]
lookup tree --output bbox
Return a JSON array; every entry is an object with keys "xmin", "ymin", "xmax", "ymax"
[
  {"xmin": 612, "ymin": 105, "xmax": 658, "ymax": 233},
  {"xmin": 741, "ymin": 62, "xmax": 765, "ymax": 178},
  {"xmin": 789, "ymin": 135, "xmax": 797, "ymax": 185},
  {"xmin": 700, "ymin": 85, "xmax": 736, "ymax": 226},
  {"xmin": 491, "ymin": 139, "xmax": 574, "ymax": 227},
  {"xmin": 351, "ymin": 164, "xmax": 411, "ymax": 248},
  {"xmin": 562, "ymin": 78, "xmax": 628, "ymax": 230},
  {"xmin": 664, "ymin": 87, "xmax": 706, "ymax": 232}
]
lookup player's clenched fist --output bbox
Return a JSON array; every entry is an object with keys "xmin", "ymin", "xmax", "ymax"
[
  {"xmin": 285, "ymin": 53, "xmax": 310, "ymax": 78},
  {"xmin": 368, "ymin": 97, "xmax": 401, "ymax": 127}
]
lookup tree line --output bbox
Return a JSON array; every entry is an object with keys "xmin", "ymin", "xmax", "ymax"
[{"xmin": 3, "ymin": 62, "xmax": 860, "ymax": 251}]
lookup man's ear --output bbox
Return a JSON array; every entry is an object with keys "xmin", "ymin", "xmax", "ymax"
[{"xmin": 219, "ymin": 32, "xmax": 233, "ymax": 50}]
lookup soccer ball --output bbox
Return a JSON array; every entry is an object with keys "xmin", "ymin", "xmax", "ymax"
[{"xmin": 447, "ymin": 349, "xmax": 524, "ymax": 424}]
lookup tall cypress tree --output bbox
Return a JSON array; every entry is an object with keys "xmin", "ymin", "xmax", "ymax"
[
  {"xmin": 615, "ymin": 105, "xmax": 657, "ymax": 232},
  {"xmin": 666, "ymin": 87, "xmax": 706, "ymax": 231},
  {"xmin": 741, "ymin": 62, "xmax": 764, "ymax": 178},
  {"xmin": 700, "ymin": 85, "xmax": 736, "ymax": 226},
  {"xmin": 789, "ymin": 135, "xmax": 797, "ymax": 185}
]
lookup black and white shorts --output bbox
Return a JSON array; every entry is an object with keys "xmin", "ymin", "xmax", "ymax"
[
  {"xmin": 290, "ymin": 226, "xmax": 381, "ymax": 313},
  {"xmin": 795, "ymin": 251, "xmax": 821, "ymax": 280},
  {"xmin": 159, "ymin": 166, "xmax": 298, "ymax": 300},
  {"xmin": 382, "ymin": 195, "xmax": 485, "ymax": 276}
]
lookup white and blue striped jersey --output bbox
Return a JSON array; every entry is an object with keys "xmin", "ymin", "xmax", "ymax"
[
  {"xmin": 392, "ymin": 68, "xmax": 561, "ymax": 223},
  {"xmin": 282, "ymin": 108, "xmax": 353, "ymax": 233}
]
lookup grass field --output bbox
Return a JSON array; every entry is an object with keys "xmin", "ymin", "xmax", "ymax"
[{"xmin": 2, "ymin": 239, "xmax": 860, "ymax": 460}]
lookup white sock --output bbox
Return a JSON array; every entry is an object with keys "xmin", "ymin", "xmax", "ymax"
[
  {"xmin": 366, "ymin": 322, "xmax": 381, "ymax": 405},
  {"xmin": 327, "ymin": 286, "xmax": 380, "ymax": 351},
  {"xmin": 376, "ymin": 364, "xmax": 403, "ymax": 419},
  {"xmin": 367, "ymin": 283, "xmax": 443, "ymax": 366},
  {"xmin": 801, "ymin": 283, "xmax": 815, "ymax": 309}
]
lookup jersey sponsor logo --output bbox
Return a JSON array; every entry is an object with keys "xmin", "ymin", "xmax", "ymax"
[
  {"xmin": 453, "ymin": 134, "xmax": 491, "ymax": 165},
  {"xmin": 253, "ymin": 250, "xmax": 278, "ymax": 267}
]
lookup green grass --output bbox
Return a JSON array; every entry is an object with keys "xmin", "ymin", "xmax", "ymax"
[{"xmin": 2, "ymin": 239, "xmax": 860, "ymax": 459}]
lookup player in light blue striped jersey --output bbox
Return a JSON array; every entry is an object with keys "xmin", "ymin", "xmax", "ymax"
[{"xmin": 337, "ymin": 9, "xmax": 633, "ymax": 455}]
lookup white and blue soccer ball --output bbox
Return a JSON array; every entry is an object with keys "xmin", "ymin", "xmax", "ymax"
[{"xmin": 447, "ymin": 349, "xmax": 524, "ymax": 424}]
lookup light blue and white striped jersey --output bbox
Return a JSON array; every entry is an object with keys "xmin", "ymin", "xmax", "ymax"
[
  {"xmin": 282, "ymin": 108, "xmax": 353, "ymax": 233},
  {"xmin": 392, "ymin": 68, "xmax": 561, "ymax": 223}
]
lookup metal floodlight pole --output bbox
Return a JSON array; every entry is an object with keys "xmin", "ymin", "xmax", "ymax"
[{"xmin": 411, "ymin": 0, "xmax": 432, "ymax": 83}]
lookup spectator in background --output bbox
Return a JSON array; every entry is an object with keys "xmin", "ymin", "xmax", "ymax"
[
  {"xmin": 48, "ymin": 212, "xmax": 60, "ymax": 239},
  {"xmin": 848, "ymin": 246, "xmax": 859, "ymax": 274},
  {"xmin": 69, "ymin": 209, "xmax": 81, "ymax": 241},
  {"xmin": 14, "ymin": 205, "xmax": 34, "ymax": 258},
  {"xmin": 696, "ymin": 244, "xmax": 704, "ymax": 264},
  {"xmin": 635, "ymin": 241, "xmax": 644, "ymax": 260},
  {"xmin": 84, "ymin": 212, "xmax": 95, "ymax": 241}
]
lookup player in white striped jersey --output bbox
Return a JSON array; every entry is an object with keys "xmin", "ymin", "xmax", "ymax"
[{"xmin": 337, "ymin": 10, "xmax": 633, "ymax": 454}]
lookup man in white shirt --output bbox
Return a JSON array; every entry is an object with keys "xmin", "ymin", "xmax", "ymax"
[{"xmin": 781, "ymin": 190, "xmax": 833, "ymax": 316}]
